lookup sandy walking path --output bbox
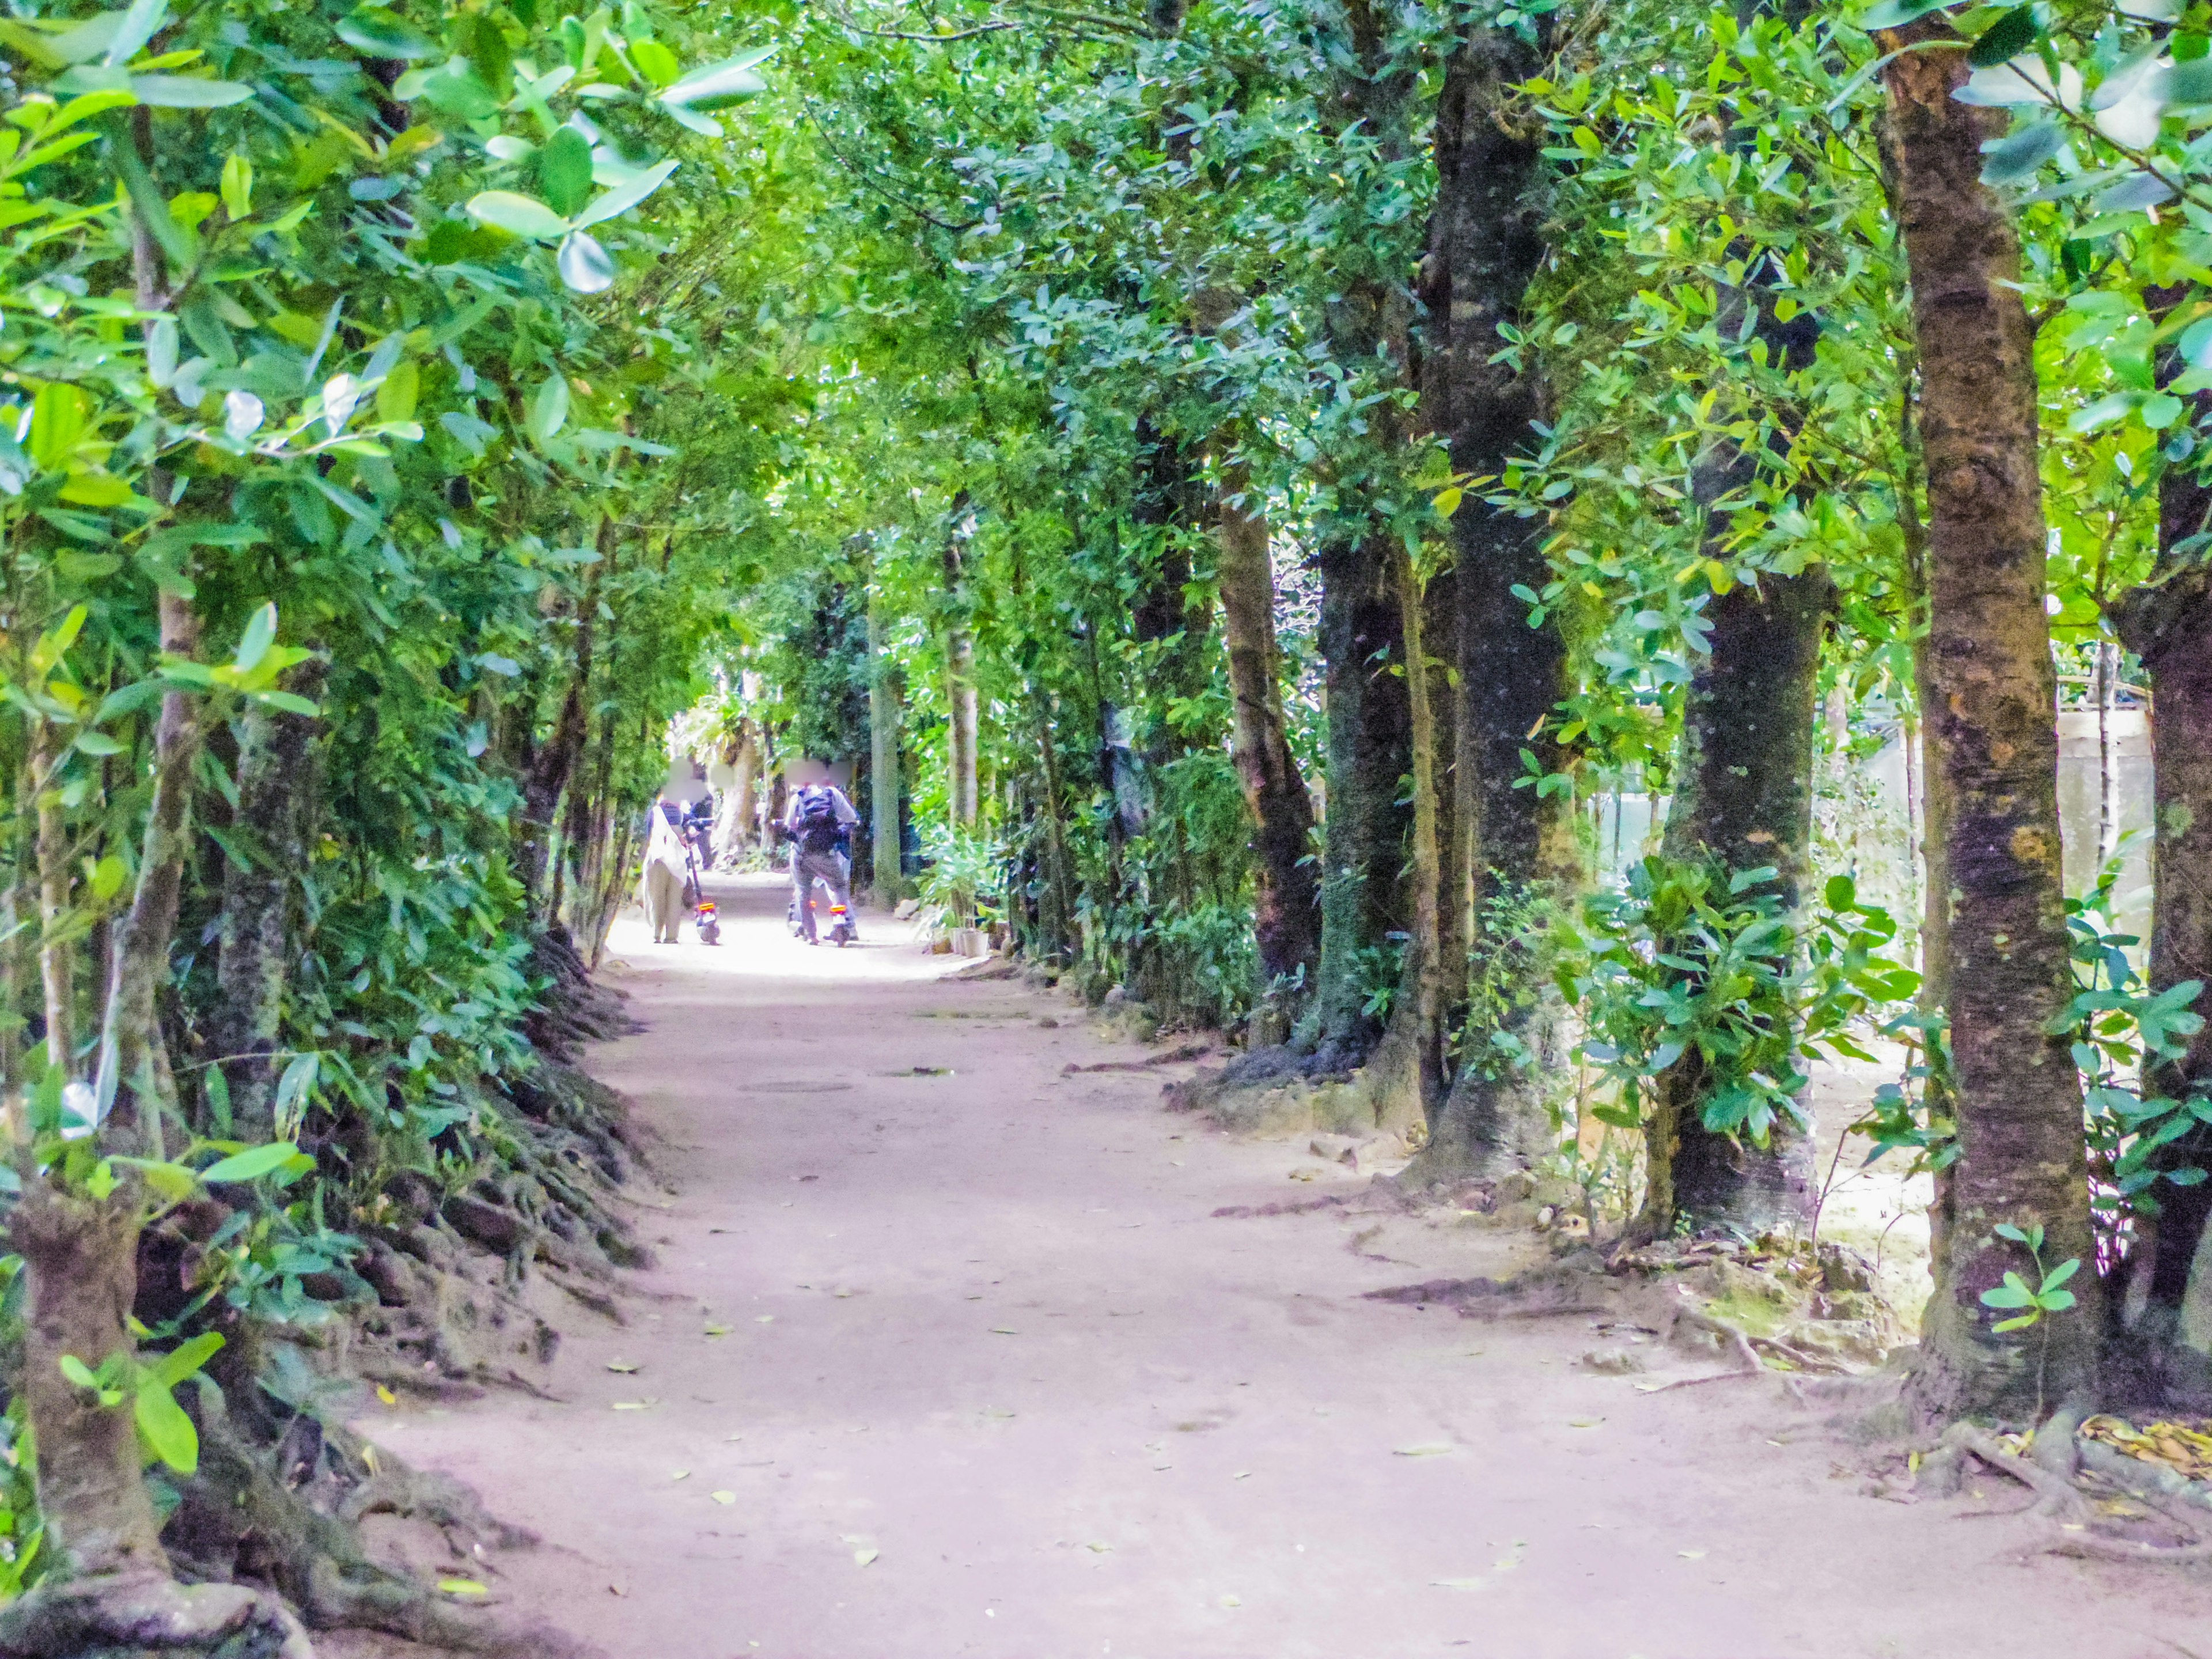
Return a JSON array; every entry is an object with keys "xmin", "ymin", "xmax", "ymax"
[{"xmin": 351, "ymin": 873, "xmax": 2210, "ymax": 1659}]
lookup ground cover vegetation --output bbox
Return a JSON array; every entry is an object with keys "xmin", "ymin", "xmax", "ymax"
[{"xmin": 3, "ymin": 0, "xmax": 2212, "ymax": 1639}]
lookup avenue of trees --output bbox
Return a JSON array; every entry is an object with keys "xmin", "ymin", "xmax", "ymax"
[{"xmin": 1, "ymin": 0, "xmax": 2211, "ymax": 1645}]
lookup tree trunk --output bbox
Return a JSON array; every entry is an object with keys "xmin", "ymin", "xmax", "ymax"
[
  {"xmin": 93, "ymin": 591, "xmax": 204, "ymax": 1162},
  {"xmin": 518, "ymin": 518, "xmax": 608, "ymax": 904},
  {"xmin": 2113, "ymin": 495, "xmax": 2212, "ymax": 1383},
  {"xmin": 868, "ymin": 595, "xmax": 907, "ymax": 899},
  {"xmin": 942, "ymin": 509, "xmax": 980, "ymax": 831},
  {"xmin": 210, "ymin": 662, "xmax": 325, "ymax": 1137},
  {"xmin": 1215, "ymin": 457, "xmax": 1321, "ymax": 1001},
  {"xmin": 1306, "ymin": 533, "xmax": 1412, "ymax": 1069},
  {"xmin": 1883, "ymin": 20, "xmax": 2099, "ymax": 1418},
  {"xmin": 1355, "ymin": 546, "xmax": 1450, "ymax": 1135},
  {"xmin": 1404, "ymin": 20, "xmax": 1581, "ymax": 1180},
  {"xmin": 1130, "ymin": 416, "xmax": 1213, "ymax": 750},
  {"xmin": 1656, "ymin": 564, "xmax": 1834, "ymax": 1232},
  {"xmin": 32, "ymin": 718, "xmax": 73, "ymax": 1077}
]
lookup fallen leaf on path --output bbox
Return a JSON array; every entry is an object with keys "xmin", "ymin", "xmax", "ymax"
[
  {"xmin": 1393, "ymin": 1444, "xmax": 1453, "ymax": 1457},
  {"xmin": 711, "ymin": 1491, "xmax": 736, "ymax": 1505},
  {"xmin": 1233, "ymin": 1471, "xmax": 1251, "ymax": 1480},
  {"xmin": 608, "ymin": 1585, "xmax": 625, "ymax": 1597},
  {"xmin": 1086, "ymin": 1542, "xmax": 1112, "ymax": 1553},
  {"xmin": 671, "ymin": 1471, "xmax": 691, "ymax": 1480},
  {"xmin": 1430, "ymin": 1578, "xmax": 1486, "ymax": 1590},
  {"xmin": 375, "ymin": 1385, "xmax": 396, "ymax": 1406},
  {"xmin": 612, "ymin": 1400, "xmax": 657, "ymax": 1411},
  {"xmin": 1569, "ymin": 1418, "xmax": 1605, "ymax": 1429},
  {"xmin": 1678, "ymin": 1550, "xmax": 1707, "ymax": 1560},
  {"xmin": 1217, "ymin": 1594, "xmax": 1240, "ymax": 1608},
  {"xmin": 437, "ymin": 1580, "xmax": 488, "ymax": 1597},
  {"xmin": 990, "ymin": 1327, "xmax": 1018, "ymax": 1335},
  {"xmin": 704, "ymin": 1324, "xmax": 732, "ymax": 1337},
  {"xmin": 607, "ymin": 1361, "xmax": 639, "ymax": 1374},
  {"xmin": 755, "ymin": 1316, "xmax": 774, "ymax": 1324},
  {"xmin": 854, "ymin": 1548, "xmax": 879, "ymax": 1567}
]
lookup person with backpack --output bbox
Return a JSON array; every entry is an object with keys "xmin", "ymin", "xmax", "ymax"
[
  {"xmin": 639, "ymin": 799, "xmax": 694, "ymax": 944},
  {"xmin": 783, "ymin": 772, "xmax": 860, "ymax": 945}
]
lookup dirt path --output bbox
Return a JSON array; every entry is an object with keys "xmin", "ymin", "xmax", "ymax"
[{"xmin": 346, "ymin": 873, "xmax": 2211, "ymax": 1659}]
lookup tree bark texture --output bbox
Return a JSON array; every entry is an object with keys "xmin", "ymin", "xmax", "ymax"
[
  {"xmin": 868, "ymin": 597, "xmax": 907, "ymax": 899},
  {"xmin": 32, "ymin": 718, "xmax": 73, "ymax": 1077},
  {"xmin": 1215, "ymin": 461, "xmax": 1321, "ymax": 993},
  {"xmin": 1406, "ymin": 22, "xmax": 1581, "ymax": 1178},
  {"xmin": 2115, "ymin": 485, "xmax": 2212, "ymax": 1380},
  {"xmin": 1308, "ymin": 534, "xmax": 1412, "ymax": 1069},
  {"xmin": 93, "ymin": 591, "xmax": 204, "ymax": 1162},
  {"xmin": 943, "ymin": 513, "xmax": 980, "ymax": 831},
  {"xmin": 9, "ymin": 1184, "xmax": 168, "ymax": 1580},
  {"xmin": 1356, "ymin": 547, "xmax": 1450, "ymax": 1134},
  {"xmin": 1884, "ymin": 23, "xmax": 2099, "ymax": 1417},
  {"xmin": 1657, "ymin": 562, "xmax": 1833, "ymax": 1232},
  {"xmin": 210, "ymin": 661, "xmax": 325, "ymax": 1137},
  {"xmin": 1130, "ymin": 417, "xmax": 1213, "ymax": 749},
  {"xmin": 518, "ymin": 520, "xmax": 608, "ymax": 906}
]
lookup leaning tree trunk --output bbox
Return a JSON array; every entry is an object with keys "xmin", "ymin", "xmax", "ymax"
[
  {"xmin": 2113, "ymin": 469, "xmax": 2212, "ymax": 1382},
  {"xmin": 1306, "ymin": 532, "xmax": 1412, "ymax": 1071},
  {"xmin": 1215, "ymin": 456, "xmax": 1321, "ymax": 1013},
  {"xmin": 1650, "ymin": 565, "xmax": 1833, "ymax": 1234},
  {"xmin": 1884, "ymin": 19, "xmax": 2099, "ymax": 1419},
  {"xmin": 1402, "ymin": 20, "xmax": 1581, "ymax": 1182},
  {"xmin": 210, "ymin": 662, "xmax": 325, "ymax": 1137}
]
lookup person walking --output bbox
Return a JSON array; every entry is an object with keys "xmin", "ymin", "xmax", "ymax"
[
  {"xmin": 641, "ymin": 800, "xmax": 694, "ymax": 944},
  {"xmin": 785, "ymin": 774, "xmax": 859, "ymax": 945}
]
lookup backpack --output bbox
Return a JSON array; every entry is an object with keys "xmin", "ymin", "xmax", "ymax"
[{"xmin": 794, "ymin": 786, "xmax": 842, "ymax": 854}]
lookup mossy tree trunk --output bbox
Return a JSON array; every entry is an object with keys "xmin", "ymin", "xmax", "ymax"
[
  {"xmin": 1307, "ymin": 532, "xmax": 1412, "ymax": 1070},
  {"xmin": 1215, "ymin": 456, "xmax": 1321, "ymax": 1005},
  {"xmin": 1403, "ymin": 20, "xmax": 1580, "ymax": 1179},
  {"xmin": 1883, "ymin": 19, "xmax": 2099, "ymax": 1418},
  {"xmin": 1654, "ymin": 565, "xmax": 1834, "ymax": 1234},
  {"xmin": 2113, "ymin": 438, "xmax": 2212, "ymax": 1377},
  {"xmin": 867, "ymin": 592, "xmax": 908, "ymax": 901},
  {"xmin": 211, "ymin": 661, "xmax": 325, "ymax": 1138}
]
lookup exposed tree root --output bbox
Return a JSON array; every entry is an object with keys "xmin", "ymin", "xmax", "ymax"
[
  {"xmin": 1939, "ymin": 1421, "xmax": 2212, "ymax": 1565},
  {"xmin": 0, "ymin": 1573, "xmax": 312, "ymax": 1659},
  {"xmin": 166, "ymin": 1400, "xmax": 596, "ymax": 1658}
]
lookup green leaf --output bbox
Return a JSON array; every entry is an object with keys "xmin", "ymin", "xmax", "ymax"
[
  {"xmin": 198, "ymin": 1140, "xmax": 302, "ymax": 1184},
  {"xmin": 233, "ymin": 604, "xmax": 277, "ymax": 676},
  {"xmin": 219, "ymin": 153, "xmax": 252, "ymax": 218},
  {"xmin": 1857, "ymin": 0, "xmax": 1947, "ymax": 29},
  {"xmin": 147, "ymin": 1331, "xmax": 224, "ymax": 1389},
  {"xmin": 2041, "ymin": 1256, "xmax": 2081, "ymax": 1290},
  {"xmin": 557, "ymin": 230, "xmax": 614, "ymax": 293},
  {"xmin": 134, "ymin": 1377, "xmax": 199, "ymax": 1474},
  {"xmin": 528, "ymin": 373, "xmax": 570, "ymax": 444},
  {"xmin": 661, "ymin": 52, "xmax": 768, "ymax": 111},
  {"xmin": 571, "ymin": 158, "xmax": 679, "ymax": 228},
  {"xmin": 203, "ymin": 1063, "xmax": 232, "ymax": 1134},
  {"xmin": 105, "ymin": 0, "xmax": 168, "ymax": 65},
  {"xmin": 28, "ymin": 383, "xmax": 89, "ymax": 471},
  {"xmin": 128, "ymin": 75, "xmax": 253, "ymax": 107},
  {"xmin": 1967, "ymin": 6, "xmax": 2036, "ymax": 67},
  {"xmin": 464, "ymin": 190, "xmax": 569, "ymax": 241},
  {"xmin": 630, "ymin": 37, "xmax": 679, "ymax": 87},
  {"xmin": 1980, "ymin": 118, "xmax": 2065, "ymax": 187},
  {"xmin": 537, "ymin": 127, "xmax": 594, "ymax": 218},
  {"xmin": 336, "ymin": 5, "xmax": 438, "ymax": 59},
  {"xmin": 58, "ymin": 1354, "xmax": 100, "ymax": 1390}
]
